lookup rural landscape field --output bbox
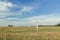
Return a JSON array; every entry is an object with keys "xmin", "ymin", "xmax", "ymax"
[
  {"xmin": 0, "ymin": 0, "xmax": 60, "ymax": 40},
  {"xmin": 0, "ymin": 26, "xmax": 60, "ymax": 40}
]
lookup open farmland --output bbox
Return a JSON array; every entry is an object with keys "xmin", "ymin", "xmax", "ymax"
[{"xmin": 0, "ymin": 26, "xmax": 60, "ymax": 40}]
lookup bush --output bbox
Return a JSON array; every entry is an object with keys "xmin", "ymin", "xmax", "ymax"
[{"xmin": 8, "ymin": 25, "xmax": 13, "ymax": 27}]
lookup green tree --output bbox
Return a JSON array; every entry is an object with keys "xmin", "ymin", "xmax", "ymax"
[{"xmin": 57, "ymin": 23, "xmax": 60, "ymax": 26}]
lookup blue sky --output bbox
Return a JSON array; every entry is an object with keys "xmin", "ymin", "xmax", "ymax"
[{"xmin": 0, "ymin": 0, "xmax": 60, "ymax": 26}]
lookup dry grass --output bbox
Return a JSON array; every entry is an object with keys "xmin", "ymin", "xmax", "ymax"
[{"xmin": 0, "ymin": 26, "xmax": 60, "ymax": 40}]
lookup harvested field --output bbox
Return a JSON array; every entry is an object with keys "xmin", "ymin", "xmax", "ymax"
[{"xmin": 0, "ymin": 27, "xmax": 60, "ymax": 40}]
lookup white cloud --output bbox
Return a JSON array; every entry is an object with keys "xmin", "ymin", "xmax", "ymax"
[
  {"xmin": 0, "ymin": 1, "xmax": 33, "ymax": 18},
  {"xmin": 0, "ymin": 0, "xmax": 16, "ymax": 11},
  {"xmin": 18, "ymin": 6, "xmax": 33, "ymax": 15},
  {"xmin": 0, "ymin": 0, "xmax": 33, "ymax": 19},
  {"xmin": 21, "ymin": 6, "xmax": 32, "ymax": 12},
  {"xmin": 0, "ymin": 14, "xmax": 59, "ymax": 26},
  {"xmin": 0, "ymin": 0, "xmax": 17, "ymax": 19},
  {"xmin": 6, "ymin": 18, "xmax": 19, "ymax": 20},
  {"xmin": 23, "ymin": 14, "xmax": 60, "ymax": 25}
]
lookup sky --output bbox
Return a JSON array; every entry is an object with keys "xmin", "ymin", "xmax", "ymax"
[{"xmin": 0, "ymin": 0, "xmax": 60, "ymax": 26}]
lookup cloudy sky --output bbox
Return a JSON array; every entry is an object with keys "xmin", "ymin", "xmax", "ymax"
[{"xmin": 0, "ymin": 0, "xmax": 60, "ymax": 26}]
